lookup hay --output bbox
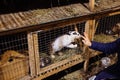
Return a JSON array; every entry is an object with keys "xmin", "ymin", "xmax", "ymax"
[
  {"xmin": 94, "ymin": 34, "xmax": 116, "ymax": 42},
  {"xmin": 95, "ymin": 0, "xmax": 120, "ymax": 11}
]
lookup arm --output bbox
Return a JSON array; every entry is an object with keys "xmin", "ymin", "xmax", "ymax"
[
  {"xmin": 82, "ymin": 32, "xmax": 120, "ymax": 54},
  {"xmin": 90, "ymin": 40, "xmax": 119, "ymax": 54}
]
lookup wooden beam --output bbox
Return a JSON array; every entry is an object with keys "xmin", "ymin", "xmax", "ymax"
[
  {"xmin": 0, "ymin": 14, "xmax": 91, "ymax": 36},
  {"xmin": 27, "ymin": 32, "xmax": 36, "ymax": 77},
  {"xmin": 83, "ymin": 19, "xmax": 95, "ymax": 72},
  {"xmin": 0, "ymin": 7, "xmax": 120, "ymax": 36},
  {"xmin": 83, "ymin": 21, "xmax": 90, "ymax": 72},
  {"xmin": 89, "ymin": 0, "xmax": 95, "ymax": 11},
  {"xmin": 108, "ymin": 11, "xmax": 120, "ymax": 16},
  {"xmin": 32, "ymin": 32, "xmax": 40, "ymax": 75},
  {"xmin": 94, "ymin": 8, "xmax": 120, "ymax": 19}
]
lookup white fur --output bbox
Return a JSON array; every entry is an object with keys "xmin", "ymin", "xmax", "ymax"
[{"xmin": 50, "ymin": 31, "xmax": 81, "ymax": 58}]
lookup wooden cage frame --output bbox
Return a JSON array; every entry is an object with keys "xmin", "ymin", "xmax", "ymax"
[{"xmin": 0, "ymin": 1, "xmax": 119, "ymax": 80}]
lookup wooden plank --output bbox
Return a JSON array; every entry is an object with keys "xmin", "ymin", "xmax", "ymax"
[
  {"xmin": 9, "ymin": 13, "xmax": 21, "ymax": 27},
  {"xmin": 83, "ymin": 21, "xmax": 90, "ymax": 72},
  {"xmin": 14, "ymin": 13, "xmax": 25, "ymax": 27},
  {"xmin": 27, "ymin": 32, "xmax": 36, "ymax": 77},
  {"xmin": 0, "ymin": 15, "xmax": 9, "ymax": 29},
  {"xmin": 94, "ymin": 8, "xmax": 120, "ymax": 19},
  {"xmin": 0, "ymin": 18, "xmax": 5, "ymax": 30},
  {"xmin": 0, "ymin": 6, "xmax": 119, "ymax": 36},
  {"xmin": 18, "ymin": 12, "xmax": 30, "ymax": 25},
  {"xmin": 0, "ymin": 14, "xmax": 91, "ymax": 36},
  {"xmin": 89, "ymin": 0, "xmax": 95, "ymax": 11},
  {"xmin": 19, "ymin": 75, "xmax": 31, "ymax": 80},
  {"xmin": 32, "ymin": 32, "xmax": 40, "ymax": 75},
  {"xmin": 0, "ymin": 3, "xmax": 119, "ymax": 35},
  {"xmin": 83, "ymin": 19, "xmax": 95, "ymax": 72},
  {"xmin": 5, "ymin": 14, "xmax": 17, "ymax": 28},
  {"xmin": 108, "ymin": 11, "xmax": 120, "ymax": 16}
]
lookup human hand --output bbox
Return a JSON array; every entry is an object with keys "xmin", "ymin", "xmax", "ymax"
[{"xmin": 81, "ymin": 32, "xmax": 92, "ymax": 46}]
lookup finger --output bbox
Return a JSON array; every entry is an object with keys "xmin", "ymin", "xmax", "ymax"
[
  {"xmin": 81, "ymin": 35, "xmax": 86, "ymax": 40},
  {"xmin": 84, "ymin": 32, "xmax": 88, "ymax": 38},
  {"xmin": 84, "ymin": 32, "xmax": 90, "ymax": 40},
  {"xmin": 82, "ymin": 40, "xmax": 86, "ymax": 44},
  {"xmin": 81, "ymin": 35, "xmax": 85, "ymax": 38}
]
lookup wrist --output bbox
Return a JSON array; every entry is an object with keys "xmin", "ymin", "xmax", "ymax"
[{"xmin": 88, "ymin": 42, "xmax": 92, "ymax": 46}]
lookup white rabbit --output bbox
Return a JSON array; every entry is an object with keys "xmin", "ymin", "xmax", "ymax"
[{"xmin": 50, "ymin": 31, "xmax": 81, "ymax": 58}]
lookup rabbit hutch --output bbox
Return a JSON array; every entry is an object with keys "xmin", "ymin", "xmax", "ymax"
[{"xmin": 0, "ymin": 0, "xmax": 120, "ymax": 80}]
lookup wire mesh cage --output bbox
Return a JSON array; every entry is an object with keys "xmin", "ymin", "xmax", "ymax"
[
  {"xmin": 95, "ymin": 14, "xmax": 120, "ymax": 42},
  {"xmin": 38, "ymin": 22, "xmax": 85, "ymax": 68},
  {"xmin": 30, "ymin": 21, "xmax": 86, "ymax": 79},
  {"xmin": 0, "ymin": 32, "xmax": 30, "ymax": 80},
  {"xmin": 92, "ymin": 14, "xmax": 120, "ymax": 71}
]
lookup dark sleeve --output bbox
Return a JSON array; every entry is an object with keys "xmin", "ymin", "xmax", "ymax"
[{"xmin": 89, "ymin": 38, "xmax": 120, "ymax": 54}]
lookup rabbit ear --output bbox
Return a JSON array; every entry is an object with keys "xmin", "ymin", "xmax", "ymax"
[{"xmin": 69, "ymin": 31, "xmax": 75, "ymax": 34}]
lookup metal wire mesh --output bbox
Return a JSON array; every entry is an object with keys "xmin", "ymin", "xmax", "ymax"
[
  {"xmin": 0, "ymin": 32, "xmax": 29, "ymax": 80},
  {"xmin": 37, "ymin": 22, "xmax": 85, "ymax": 68},
  {"xmin": 38, "ymin": 22, "xmax": 85, "ymax": 54},
  {"xmin": 96, "ymin": 14, "xmax": 120, "ymax": 34},
  {"xmin": 0, "ymin": 32, "xmax": 28, "ymax": 54}
]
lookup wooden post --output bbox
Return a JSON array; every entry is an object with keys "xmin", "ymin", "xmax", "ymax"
[
  {"xmin": 109, "ymin": 11, "xmax": 120, "ymax": 16},
  {"xmin": 83, "ymin": 21, "xmax": 90, "ymax": 72},
  {"xmin": 83, "ymin": 19, "xmax": 95, "ymax": 72},
  {"xmin": 89, "ymin": 0, "xmax": 95, "ymax": 11},
  {"xmin": 32, "ymin": 32, "xmax": 40, "ymax": 75},
  {"xmin": 27, "ymin": 32, "xmax": 36, "ymax": 77}
]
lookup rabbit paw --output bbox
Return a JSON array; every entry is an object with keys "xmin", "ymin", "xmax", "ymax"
[{"xmin": 66, "ymin": 44, "xmax": 77, "ymax": 48}]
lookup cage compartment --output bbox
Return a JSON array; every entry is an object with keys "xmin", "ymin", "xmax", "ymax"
[
  {"xmin": 0, "ymin": 32, "xmax": 30, "ymax": 80},
  {"xmin": 30, "ymin": 22, "xmax": 86, "ymax": 79},
  {"xmin": 38, "ymin": 23, "xmax": 85, "ymax": 65},
  {"xmin": 95, "ymin": 14, "xmax": 120, "ymax": 38}
]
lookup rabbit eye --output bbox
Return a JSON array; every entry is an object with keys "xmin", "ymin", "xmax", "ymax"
[{"xmin": 73, "ymin": 32, "xmax": 77, "ymax": 35}]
